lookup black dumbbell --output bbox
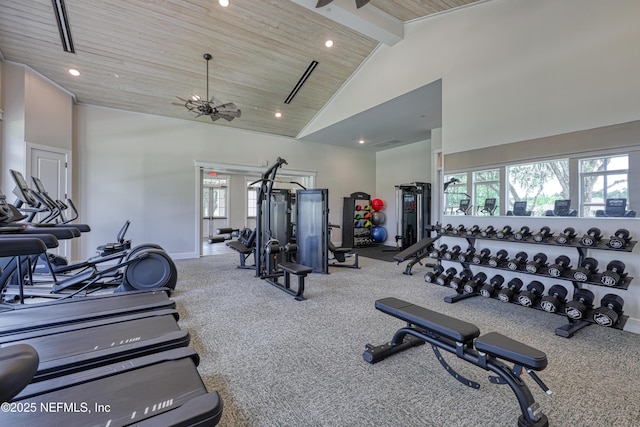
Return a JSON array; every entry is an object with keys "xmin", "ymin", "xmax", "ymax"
[
  {"xmin": 452, "ymin": 224, "xmax": 466, "ymax": 235},
  {"xmin": 466, "ymin": 225, "xmax": 481, "ymax": 236},
  {"xmin": 424, "ymin": 265, "xmax": 445, "ymax": 283},
  {"xmin": 513, "ymin": 226, "xmax": 532, "ymax": 241},
  {"xmin": 532, "ymin": 226, "xmax": 553, "ymax": 242},
  {"xmin": 564, "ymin": 288, "xmax": 595, "ymax": 320},
  {"xmin": 436, "ymin": 267, "xmax": 458, "ymax": 286},
  {"xmin": 555, "ymin": 227, "xmax": 576, "ymax": 244},
  {"xmin": 497, "ymin": 278, "xmax": 524, "ymax": 303},
  {"xmin": 600, "ymin": 260, "xmax": 626, "ymax": 287},
  {"xmin": 443, "ymin": 245, "xmax": 462, "ymax": 260},
  {"xmin": 495, "ymin": 225, "xmax": 512, "ymax": 239},
  {"xmin": 517, "ymin": 281, "xmax": 545, "ymax": 307},
  {"xmin": 540, "ymin": 284, "xmax": 569, "ymax": 313},
  {"xmin": 525, "ymin": 253, "xmax": 548, "ymax": 274},
  {"xmin": 457, "ymin": 246, "xmax": 476, "ymax": 262},
  {"xmin": 507, "ymin": 251, "xmax": 528, "ymax": 270},
  {"xmin": 449, "ymin": 269, "xmax": 474, "ymax": 291},
  {"xmin": 429, "ymin": 244, "xmax": 448, "ymax": 259},
  {"xmin": 440, "ymin": 224, "xmax": 454, "ymax": 234},
  {"xmin": 480, "ymin": 225, "xmax": 496, "ymax": 237},
  {"xmin": 593, "ymin": 294, "xmax": 625, "ymax": 327},
  {"xmin": 463, "ymin": 272, "xmax": 488, "ymax": 294},
  {"xmin": 607, "ymin": 229, "xmax": 631, "ymax": 249},
  {"xmin": 472, "ymin": 248, "xmax": 491, "ymax": 265},
  {"xmin": 580, "ymin": 227, "xmax": 602, "ymax": 247},
  {"xmin": 480, "ymin": 274, "xmax": 504, "ymax": 298},
  {"xmin": 488, "ymin": 249, "xmax": 509, "ymax": 268},
  {"xmin": 548, "ymin": 255, "xmax": 571, "ymax": 277},
  {"xmin": 573, "ymin": 257, "xmax": 598, "ymax": 282}
]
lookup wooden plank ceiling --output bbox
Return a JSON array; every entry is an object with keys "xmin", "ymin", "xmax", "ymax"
[{"xmin": 0, "ymin": 0, "xmax": 479, "ymax": 138}]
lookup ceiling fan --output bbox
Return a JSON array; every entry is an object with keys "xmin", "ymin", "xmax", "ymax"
[
  {"xmin": 174, "ymin": 53, "xmax": 241, "ymax": 122},
  {"xmin": 316, "ymin": 0, "xmax": 370, "ymax": 8}
]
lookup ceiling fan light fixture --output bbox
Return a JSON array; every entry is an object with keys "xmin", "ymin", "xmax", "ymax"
[
  {"xmin": 173, "ymin": 53, "xmax": 241, "ymax": 122},
  {"xmin": 218, "ymin": 0, "xmax": 230, "ymax": 6}
]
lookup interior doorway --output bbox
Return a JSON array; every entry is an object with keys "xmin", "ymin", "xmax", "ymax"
[
  {"xmin": 194, "ymin": 161, "xmax": 316, "ymax": 257},
  {"xmin": 27, "ymin": 142, "xmax": 72, "ymax": 258}
]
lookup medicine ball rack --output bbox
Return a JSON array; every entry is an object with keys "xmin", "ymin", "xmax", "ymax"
[{"xmin": 431, "ymin": 224, "xmax": 635, "ymax": 338}]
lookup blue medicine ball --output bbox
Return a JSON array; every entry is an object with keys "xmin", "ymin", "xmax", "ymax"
[{"xmin": 371, "ymin": 226, "xmax": 387, "ymax": 243}]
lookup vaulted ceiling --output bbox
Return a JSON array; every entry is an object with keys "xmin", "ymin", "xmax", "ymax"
[{"xmin": 0, "ymin": 0, "xmax": 480, "ymax": 149}]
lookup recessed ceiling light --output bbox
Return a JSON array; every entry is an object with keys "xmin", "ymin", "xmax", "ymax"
[
  {"xmin": 325, "ymin": 40, "xmax": 334, "ymax": 48},
  {"xmin": 359, "ymin": 139, "xmax": 365, "ymax": 144},
  {"xmin": 275, "ymin": 112, "xmax": 282, "ymax": 118},
  {"xmin": 219, "ymin": 0, "xmax": 229, "ymax": 6},
  {"xmin": 68, "ymin": 68, "xmax": 80, "ymax": 77}
]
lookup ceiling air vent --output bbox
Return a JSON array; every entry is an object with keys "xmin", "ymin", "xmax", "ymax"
[
  {"xmin": 52, "ymin": 0, "xmax": 75, "ymax": 53},
  {"xmin": 372, "ymin": 139, "xmax": 403, "ymax": 148},
  {"xmin": 284, "ymin": 60, "xmax": 318, "ymax": 104}
]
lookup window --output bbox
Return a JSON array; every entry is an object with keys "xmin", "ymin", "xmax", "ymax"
[
  {"xmin": 444, "ymin": 172, "xmax": 469, "ymax": 214},
  {"xmin": 473, "ymin": 169, "xmax": 499, "ymax": 215},
  {"xmin": 203, "ymin": 176, "xmax": 227, "ymax": 218},
  {"xmin": 506, "ymin": 159, "xmax": 569, "ymax": 216},
  {"xmin": 246, "ymin": 179, "xmax": 260, "ymax": 218},
  {"xmin": 580, "ymin": 155, "xmax": 628, "ymax": 217}
]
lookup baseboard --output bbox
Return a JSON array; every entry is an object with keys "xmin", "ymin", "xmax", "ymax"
[
  {"xmin": 170, "ymin": 251, "xmax": 199, "ymax": 260},
  {"xmin": 623, "ymin": 317, "xmax": 640, "ymax": 335}
]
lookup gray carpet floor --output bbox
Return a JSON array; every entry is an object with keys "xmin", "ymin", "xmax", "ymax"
[{"xmin": 171, "ymin": 254, "xmax": 640, "ymax": 427}]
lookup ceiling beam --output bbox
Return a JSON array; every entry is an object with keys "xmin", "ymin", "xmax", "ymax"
[{"xmin": 289, "ymin": 0, "xmax": 404, "ymax": 46}]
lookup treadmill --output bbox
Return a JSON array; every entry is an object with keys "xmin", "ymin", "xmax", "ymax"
[
  {"xmin": 1, "ymin": 346, "xmax": 223, "ymax": 426},
  {"xmin": 0, "ymin": 288, "xmax": 175, "ymax": 335}
]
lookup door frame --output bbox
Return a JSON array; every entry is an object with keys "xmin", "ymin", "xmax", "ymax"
[{"xmin": 194, "ymin": 160, "xmax": 316, "ymax": 257}]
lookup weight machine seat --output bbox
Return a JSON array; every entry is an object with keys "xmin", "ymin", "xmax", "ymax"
[
  {"xmin": 0, "ymin": 343, "xmax": 39, "ymax": 402},
  {"xmin": 475, "ymin": 332, "xmax": 547, "ymax": 370},
  {"xmin": 278, "ymin": 262, "xmax": 313, "ymax": 276},
  {"xmin": 375, "ymin": 297, "xmax": 480, "ymax": 343},
  {"xmin": 227, "ymin": 240, "xmax": 254, "ymax": 254}
]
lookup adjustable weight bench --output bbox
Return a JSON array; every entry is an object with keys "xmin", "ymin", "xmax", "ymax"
[
  {"xmin": 364, "ymin": 297, "xmax": 550, "ymax": 427},
  {"xmin": 393, "ymin": 236, "xmax": 439, "ymax": 275}
]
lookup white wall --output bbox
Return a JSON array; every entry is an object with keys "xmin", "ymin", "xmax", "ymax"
[
  {"xmin": 1, "ymin": 63, "xmax": 73, "ymax": 195},
  {"xmin": 303, "ymin": 0, "xmax": 640, "ymax": 155},
  {"xmin": 1, "ymin": 63, "xmax": 26, "ymax": 195},
  {"xmin": 375, "ymin": 139, "xmax": 431, "ymax": 245},
  {"xmin": 74, "ymin": 105, "xmax": 376, "ymax": 259}
]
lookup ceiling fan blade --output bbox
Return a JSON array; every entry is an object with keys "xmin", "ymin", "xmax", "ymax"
[
  {"xmin": 355, "ymin": 0, "xmax": 370, "ymax": 8},
  {"xmin": 316, "ymin": 0, "xmax": 333, "ymax": 8},
  {"xmin": 209, "ymin": 114, "xmax": 222, "ymax": 122}
]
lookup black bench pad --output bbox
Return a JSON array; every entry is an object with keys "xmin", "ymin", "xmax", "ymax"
[
  {"xmin": 393, "ymin": 236, "xmax": 438, "ymax": 262},
  {"xmin": 475, "ymin": 332, "xmax": 548, "ymax": 370},
  {"xmin": 227, "ymin": 241, "xmax": 253, "ymax": 254},
  {"xmin": 375, "ymin": 297, "xmax": 480, "ymax": 343},
  {"xmin": 278, "ymin": 262, "xmax": 313, "ymax": 276}
]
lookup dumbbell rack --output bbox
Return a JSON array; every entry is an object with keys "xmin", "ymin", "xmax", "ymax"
[{"xmin": 432, "ymin": 227, "xmax": 635, "ymax": 338}]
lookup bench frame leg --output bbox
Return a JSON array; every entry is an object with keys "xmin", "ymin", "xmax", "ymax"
[
  {"xmin": 364, "ymin": 326, "xmax": 548, "ymax": 427},
  {"xmin": 265, "ymin": 272, "xmax": 306, "ymax": 301}
]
